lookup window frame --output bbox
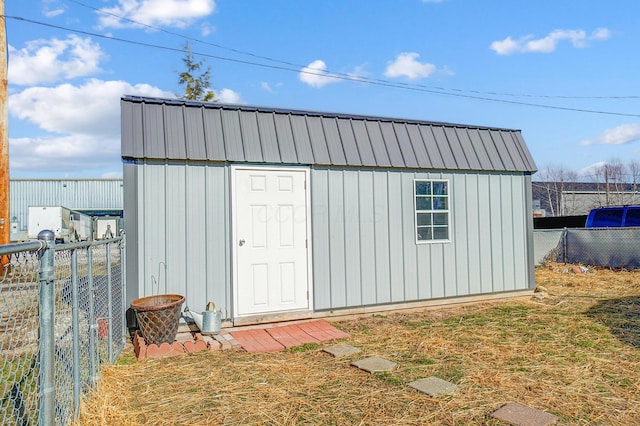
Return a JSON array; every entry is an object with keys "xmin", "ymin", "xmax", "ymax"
[{"xmin": 413, "ymin": 178, "xmax": 451, "ymax": 244}]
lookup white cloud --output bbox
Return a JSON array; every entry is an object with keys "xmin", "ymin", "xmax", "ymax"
[
  {"xmin": 10, "ymin": 135, "xmax": 121, "ymax": 173},
  {"xmin": 8, "ymin": 36, "xmax": 105, "ymax": 86},
  {"xmin": 98, "ymin": 0, "xmax": 216, "ymax": 29},
  {"xmin": 9, "ymin": 79, "xmax": 172, "ymax": 176},
  {"xmin": 578, "ymin": 161, "xmax": 606, "ymax": 177},
  {"xmin": 384, "ymin": 52, "xmax": 437, "ymax": 80},
  {"xmin": 43, "ymin": 7, "xmax": 65, "ymax": 18},
  {"xmin": 200, "ymin": 22, "xmax": 215, "ymax": 36},
  {"xmin": 217, "ymin": 88, "xmax": 244, "ymax": 104},
  {"xmin": 299, "ymin": 60, "xmax": 343, "ymax": 88},
  {"xmin": 491, "ymin": 28, "xmax": 611, "ymax": 55},
  {"xmin": 580, "ymin": 124, "xmax": 640, "ymax": 146},
  {"xmin": 9, "ymin": 79, "xmax": 173, "ymax": 138},
  {"xmin": 261, "ymin": 82, "xmax": 272, "ymax": 93}
]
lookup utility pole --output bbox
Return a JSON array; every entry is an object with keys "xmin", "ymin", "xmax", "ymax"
[
  {"xmin": 0, "ymin": 0, "xmax": 9, "ymax": 246},
  {"xmin": 605, "ymin": 168, "xmax": 610, "ymax": 206}
]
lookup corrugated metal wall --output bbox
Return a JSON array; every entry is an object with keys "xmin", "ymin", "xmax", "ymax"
[
  {"xmin": 310, "ymin": 168, "xmax": 533, "ymax": 310},
  {"xmin": 126, "ymin": 162, "xmax": 533, "ymax": 315},
  {"xmin": 10, "ymin": 179, "xmax": 123, "ymax": 230}
]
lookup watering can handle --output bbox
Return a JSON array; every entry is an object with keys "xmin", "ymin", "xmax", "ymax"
[{"xmin": 206, "ymin": 302, "xmax": 216, "ymax": 311}]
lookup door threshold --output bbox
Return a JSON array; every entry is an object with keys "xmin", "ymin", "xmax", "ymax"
[{"xmin": 233, "ymin": 310, "xmax": 313, "ymax": 326}]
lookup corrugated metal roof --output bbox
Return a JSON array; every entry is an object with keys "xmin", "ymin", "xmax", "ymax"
[{"xmin": 121, "ymin": 95, "xmax": 537, "ymax": 173}]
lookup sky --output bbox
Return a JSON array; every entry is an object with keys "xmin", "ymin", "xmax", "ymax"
[{"xmin": 4, "ymin": 0, "xmax": 640, "ymax": 179}]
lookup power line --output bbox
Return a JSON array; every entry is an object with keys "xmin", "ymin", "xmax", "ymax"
[
  {"xmin": 66, "ymin": 0, "xmax": 640, "ymax": 101},
  {"xmin": 5, "ymin": 15, "xmax": 640, "ymax": 118}
]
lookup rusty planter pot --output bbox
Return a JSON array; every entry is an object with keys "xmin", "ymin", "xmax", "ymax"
[{"xmin": 130, "ymin": 294, "xmax": 185, "ymax": 345}]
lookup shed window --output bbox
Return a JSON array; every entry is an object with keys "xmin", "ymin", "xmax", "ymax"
[{"xmin": 414, "ymin": 180, "xmax": 450, "ymax": 242}]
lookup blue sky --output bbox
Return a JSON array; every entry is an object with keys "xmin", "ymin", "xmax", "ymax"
[{"xmin": 5, "ymin": 0, "xmax": 640, "ymax": 179}]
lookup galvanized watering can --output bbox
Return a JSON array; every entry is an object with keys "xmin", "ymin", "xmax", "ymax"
[{"xmin": 184, "ymin": 301, "xmax": 222, "ymax": 334}]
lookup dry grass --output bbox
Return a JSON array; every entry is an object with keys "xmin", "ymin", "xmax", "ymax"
[{"xmin": 77, "ymin": 264, "xmax": 640, "ymax": 425}]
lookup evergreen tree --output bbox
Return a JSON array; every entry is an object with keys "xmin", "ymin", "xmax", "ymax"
[{"xmin": 178, "ymin": 43, "xmax": 216, "ymax": 102}]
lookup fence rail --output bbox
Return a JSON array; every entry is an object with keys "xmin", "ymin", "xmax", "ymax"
[
  {"xmin": 534, "ymin": 227, "xmax": 640, "ymax": 269},
  {"xmin": 0, "ymin": 231, "xmax": 125, "ymax": 425}
]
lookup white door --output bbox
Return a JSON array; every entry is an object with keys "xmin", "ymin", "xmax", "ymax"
[{"xmin": 233, "ymin": 167, "xmax": 311, "ymax": 317}]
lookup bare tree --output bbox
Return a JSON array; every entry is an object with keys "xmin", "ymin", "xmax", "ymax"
[{"xmin": 535, "ymin": 166, "xmax": 576, "ymax": 216}]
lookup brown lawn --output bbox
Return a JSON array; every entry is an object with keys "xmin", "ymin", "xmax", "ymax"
[{"xmin": 77, "ymin": 264, "xmax": 640, "ymax": 425}]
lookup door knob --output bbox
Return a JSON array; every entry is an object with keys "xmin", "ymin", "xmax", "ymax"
[{"xmin": 239, "ymin": 239, "xmax": 245, "ymax": 246}]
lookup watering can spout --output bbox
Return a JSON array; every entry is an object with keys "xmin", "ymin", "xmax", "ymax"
[
  {"xmin": 184, "ymin": 306, "xmax": 204, "ymax": 330},
  {"xmin": 184, "ymin": 303, "xmax": 221, "ymax": 334}
]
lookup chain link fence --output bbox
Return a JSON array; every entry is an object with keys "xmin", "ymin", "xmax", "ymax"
[
  {"xmin": 0, "ymin": 232, "xmax": 125, "ymax": 425},
  {"xmin": 534, "ymin": 227, "xmax": 640, "ymax": 269}
]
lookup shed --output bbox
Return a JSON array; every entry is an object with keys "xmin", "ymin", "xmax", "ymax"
[{"xmin": 121, "ymin": 95, "xmax": 537, "ymax": 326}]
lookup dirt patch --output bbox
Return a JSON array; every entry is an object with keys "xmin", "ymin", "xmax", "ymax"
[{"xmin": 77, "ymin": 264, "xmax": 640, "ymax": 425}]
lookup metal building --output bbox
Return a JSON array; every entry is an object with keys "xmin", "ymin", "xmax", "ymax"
[
  {"xmin": 10, "ymin": 179, "xmax": 123, "ymax": 240},
  {"xmin": 121, "ymin": 96, "xmax": 538, "ymax": 326}
]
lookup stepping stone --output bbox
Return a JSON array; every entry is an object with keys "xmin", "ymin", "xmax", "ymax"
[
  {"xmin": 323, "ymin": 344, "xmax": 361, "ymax": 358},
  {"xmin": 351, "ymin": 356, "xmax": 396, "ymax": 373},
  {"xmin": 408, "ymin": 376, "xmax": 459, "ymax": 397},
  {"xmin": 491, "ymin": 403, "xmax": 558, "ymax": 426}
]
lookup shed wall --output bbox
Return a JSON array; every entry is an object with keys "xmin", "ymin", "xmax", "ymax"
[
  {"xmin": 125, "ymin": 161, "xmax": 534, "ymax": 315},
  {"xmin": 310, "ymin": 168, "xmax": 533, "ymax": 310},
  {"xmin": 124, "ymin": 162, "xmax": 230, "ymax": 312}
]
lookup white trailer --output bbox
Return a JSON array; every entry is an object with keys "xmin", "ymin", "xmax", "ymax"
[
  {"xmin": 28, "ymin": 206, "xmax": 92, "ymax": 242},
  {"xmin": 93, "ymin": 216, "xmax": 120, "ymax": 240}
]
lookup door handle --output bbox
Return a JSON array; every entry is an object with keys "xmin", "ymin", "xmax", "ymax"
[{"xmin": 239, "ymin": 239, "xmax": 245, "ymax": 246}]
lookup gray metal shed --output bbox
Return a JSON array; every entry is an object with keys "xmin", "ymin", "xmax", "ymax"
[{"xmin": 121, "ymin": 95, "xmax": 537, "ymax": 325}]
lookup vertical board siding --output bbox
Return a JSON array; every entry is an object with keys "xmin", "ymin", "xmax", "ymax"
[
  {"xmin": 388, "ymin": 172, "xmax": 405, "ymax": 302},
  {"xmin": 453, "ymin": 174, "xmax": 469, "ymax": 296},
  {"xmin": 130, "ymin": 163, "xmax": 532, "ymax": 314},
  {"xmin": 311, "ymin": 168, "xmax": 532, "ymax": 311},
  {"xmin": 205, "ymin": 166, "xmax": 230, "ymax": 312},
  {"xmin": 123, "ymin": 166, "xmax": 140, "ymax": 305},
  {"xmin": 343, "ymin": 172, "xmax": 362, "ymax": 307},
  {"xmin": 132, "ymin": 162, "xmax": 231, "ymax": 314},
  {"xmin": 142, "ymin": 165, "xmax": 167, "ymax": 296},
  {"xmin": 185, "ymin": 166, "xmax": 207, "ymax": 306},
  {"xmin": 328, "ymin": 171, "xmax": 347, "ymax": 307},
  {"xmin": 311, "ymin": 169, "xmax": 331, "ymax": 309},
  {"xmin": 165, "ymin": 164, "xmax": 187, "ymax": 296},
  {"xmin": 373, "ymin": 172, "xmax": 391, "ymax": 304},
  {"xmin": 357, "ymin": 172, "xmax": 377, "ymax": 306}
]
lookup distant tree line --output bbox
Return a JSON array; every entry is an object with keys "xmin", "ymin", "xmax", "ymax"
[{"xmin": 533, "ymin": 159, "xmax": 640, "ymax": 216}]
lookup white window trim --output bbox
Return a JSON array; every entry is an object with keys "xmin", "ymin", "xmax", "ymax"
[{"xmin": 414, "ymin": 178, "xmax": 451, "ymax": 244}]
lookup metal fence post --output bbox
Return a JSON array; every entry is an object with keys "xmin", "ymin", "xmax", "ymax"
[
  {"xmin": 37, "ymin": 230, "xmax": 55, "ymax": 426},
  {"xmin": 106, "ymin": 242, "xmax": 113, "ymax": 362},
  {"xmin": 562, "ymin": 227, "xmax": 568, "ymax": 263},
  {"xmin": 71, "ymin": 248, "xmax": 81, "ymax": 417},
  {"xmin": 121, "ymin": 232, "xmax": 127, "ymax": 342},
  {"xmin": 87, "ymin": 247, "xmax": 98, "ymax": 387}
]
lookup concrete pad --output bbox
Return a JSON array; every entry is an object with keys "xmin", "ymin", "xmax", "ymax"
[
  {"xmin": 323, "ymin": 344, "xmax": 361, "ymax": 358},
  {"xmin": 351, "ymin": 356, "xmax": 396, "ymax": 373},
  {"xmin": 492, "ymin": 403, "xmax": 558, "ymax": 426},
  {"xmin": 408, "ymin": 376, "xmax": 459, "ymax": 397}
]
